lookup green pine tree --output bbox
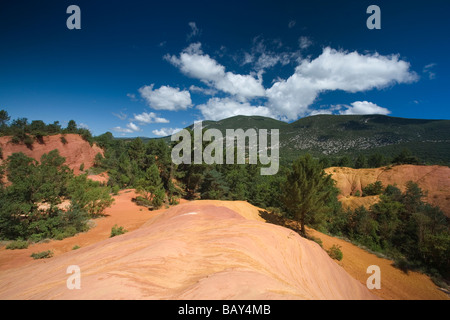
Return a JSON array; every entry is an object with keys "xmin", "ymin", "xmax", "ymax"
[{"xmin": 282, "ymin": 154, "xmax": 334, "ymax": 236}]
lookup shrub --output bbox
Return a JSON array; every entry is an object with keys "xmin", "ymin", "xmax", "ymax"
[
  {"xmin": 354, "ymin": 190, "xmax": 361, "ymax": 197},
  {"xmin": 327, "ymin": 244, "xmax": 343, "ymax": 261},
  {"xmin": 23, "ymin": 135, "xmax": 34, "ymax": 148},
  {"xmin": 60, "ymin": 136, "xmax": 68, "ymax": 145},
  {"xmin": 79, "ymin": 163, "xmax": 85, "ymax": 172},
  {"xmin": 31, "ymin": 250, "xmax": 53, "ymax": 259},
  {"xmin": 111, "ymin": 185, "xmax": 120, "ymax": 196},
  {"xmin": 110, "ymin": 224, "xmax": 127, "ymax": 238},
  {"xmin": 308, "ymin": 235, "xmax": 323, "ymax": 248},
  {"xmin": 362, "ymin": 181, "xmax": 384, "ymax": 196},
  {"xmin": 6, "ymin": 240, "xmax": 29, "ymax": 250},
  {"xmin": 72, "ymin": 245, "xmax": 80, "ymax": 250}
]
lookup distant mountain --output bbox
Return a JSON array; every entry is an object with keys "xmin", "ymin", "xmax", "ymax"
[
  {"xmin": 121, "ymin": 114, "xmax": 450, "ymax": 166},
  {"xmin": 188, "ymin": 114, "xmax": 450, "ymax": 165}
]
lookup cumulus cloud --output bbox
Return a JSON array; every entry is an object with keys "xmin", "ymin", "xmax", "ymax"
[
  {"xmin": 152, "ymin": 127, "xmax": 182, "ymax": 137},
  {"xmin": 338, "ymin": 101, "xmax": 391, "ymax": 115},
  {"xmin": 159, "ymin": 43, "xmax": 417, "ymax": 121},
  {"xmin": 133, "ymin": 112, "xmax": 169, "ymax": 124},
  {"xmin": 139, "ymin": 84, "xmax": 192, "ymax": 111},
  {"xmin": 266, "ymin": 47, "xmax": 418, "ymax": 120},
  {"xmin": 197, "ymin": 97, "xmax": 274, "ymax": 121},
  {"xmin": 165, "ymin": 42, "xmax": 265, "ymax": 100},
  {"xmin": 113, "ymin": 122, "xmax": 141, "ymax": 134}
]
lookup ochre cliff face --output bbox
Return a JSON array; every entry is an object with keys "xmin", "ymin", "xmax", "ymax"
[
  {"xmin": 325, "ymin": 165, "xmax": 450, "ymax": 216},
  {"xmin": 0, "ymin": 134, "xmax": 103, "ymax": 175}
]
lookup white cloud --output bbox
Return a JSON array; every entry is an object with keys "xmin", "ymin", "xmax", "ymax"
[
  {"xmin": 423, "ymin": 63, "xmax": 436, "ymax": 80},
  {"xmin": 338, "ymin": 101, "xmax": 391, "ymax": 115},
  {"xmin": 288, "ymin": 20, "xmax": 296, "ymax": 28},
  {"xmin": 299, "ymin": 36, "xmax": 312, "ymax": 50},
  {"xmin": 112, "ymin": 127, "xmax": 133, "ymax": 134},
  {"xmin": 187, "ymin": 22, "xmax": 201, "ymax": 40},
  {"xmin": 127, "ymin": 93, "xmax": 137, "ymax": 101},
  {"xmin": 112, "ymin": 111, "xmax": 128, "ymax": 120},
  {"xmin": 152, "ymin": 127, "xmax": 182, "ymax": 137},
  {"xmin": 243, "ymin": 37, "xmax": 301, "ymax": 73},
  {"xmin": 113, "ymin": 122, "xmax": 141, "ymax": 134},
  {"xmin": 78, "ymin": 123, "xmax": 89, "ymax": 130},
  {"xmin": 197, "ymin": 97, "xmax": 274, "ymax": 121},
  {"xmin": 165, "ymin": 42, "xmax": 265, "ymax": 100},
  {"xmin": 189, "ymin": 85, "xmax": 217, "ymax": 96},
  {"xmin": 266, "ymin": 47, "xmax": 418, "ymax": 120},
  {"xmin": 139, "ymin": 84, "xmax": 192, "ymax": 111},
  {"xmin": 133, "ymin": 112, "xmax": 169, "ymax": 124},
  {"xmin": 127, "ymin": 122, "xmax": 141, "ymax": 132}
]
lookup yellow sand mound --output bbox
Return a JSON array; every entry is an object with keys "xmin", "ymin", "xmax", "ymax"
[{"xmin": 0, "ymin": 201, "xmax": 375, "ymax": 300}]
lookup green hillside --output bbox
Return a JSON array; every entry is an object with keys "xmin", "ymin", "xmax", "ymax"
[
  {"xmin": 114, "ymin": 114, "xmax": 450, "ymax": 166},
  {"xmin": 183, "ymin": 114, "xmax": 450, "ymax": 166}
]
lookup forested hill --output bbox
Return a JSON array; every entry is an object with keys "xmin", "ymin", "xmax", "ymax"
[{"xmin": 186, "ymin": 114, "xmax": 450, "ymax": 166}]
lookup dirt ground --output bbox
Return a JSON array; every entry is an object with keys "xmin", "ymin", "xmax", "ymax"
[{"xmin": 0, "ymin": 192, "xmax": 447, "ymax": 300}]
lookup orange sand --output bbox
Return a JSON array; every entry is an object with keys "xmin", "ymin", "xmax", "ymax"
[
  {"xmin": 0, "ymin": 192, "xmax": 447, "ymax": 300},
  {"xmin": 0, "ymin": 198, "xmax": 375, "ymax": 300}
]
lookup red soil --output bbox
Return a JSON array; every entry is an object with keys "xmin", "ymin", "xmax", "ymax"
[{"xmin": 0, "ymin": 134, "xmax": 103, "ymax": 175}]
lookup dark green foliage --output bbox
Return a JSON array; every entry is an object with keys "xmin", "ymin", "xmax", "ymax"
[
  {"xmin": 136, "ymin": 163, "xmax": 165, "ymax": 209},
  {"xmin": 67, "ymin": 174, "xmax": 114, "ymax": 216},
  {"xmin": 0, "ymin": 110, "xmax": 10, "ymax": 128},
  {"xmin": 0, "ymin": 110, "xmax": 95, "ymax": 147},
  {"xmin": 362, "ymin": 181, "xmax": 384, "ymax": 196},
  {"xmin": 30, "ymin": 250, "xmax": 53, "ymax": 259},
  {"xmin": 110, "ymin": 224, "xmax": 128, "ymax": 238},
  {"xmin": 66, "ymin": 120, "xmax": 77, "ymax": 133},
  {"xmin": 6, "ymin": 240, "xmax": 29, "ymax": 250},
  {"xmin": 327, "ymin": 245, "xmax": 343, "ymax": 261},
  {"xmin": 94, "ymin": 153, "xmax": 104, "ymax": 168},
  {"xmin": 282, "ymin": 154, "xmax": 335, "ymax": 236},
  {"xmin": 392, "ymin": 148, "xmax": 421, "ymax": 165},
  {"xmin": 321, "ymin": 182, "xmax": 450, "ymax": 279},
  {"xmin": 0, "ymin": 150, "xmax": 113, "ymax": 242},
  {"xmin": 338, "ymin": 155, "xmax": 352, "ymax": 167},
  {"xmin": 368, "ymin": 153, "xmax": 387, "ymax": 168},
  {"xmin": 200, "ymin": 169, "xmax": 229, "ymax": 200},
  {"xmin": 354, "ymin": 154, "xmax": 368, "ymax": 169}
]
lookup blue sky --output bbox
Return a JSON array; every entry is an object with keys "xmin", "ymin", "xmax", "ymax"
[{"xmin": 0, "ymin": 0, "xmax": 449, "ymax": 137}]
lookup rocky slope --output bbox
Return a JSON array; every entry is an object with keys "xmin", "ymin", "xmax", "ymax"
[
  {"xmin": 0, "ymin": 134, "xmax": 103, "ymax": 175},
  {"xmin": 325, "ymin": 165, "xmax": 450, "ymax": 216}
]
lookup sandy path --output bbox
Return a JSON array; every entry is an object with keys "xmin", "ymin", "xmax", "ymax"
[{"xmin": 0, "ymin": 189, "xmax": 179, "ymax": 271}]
